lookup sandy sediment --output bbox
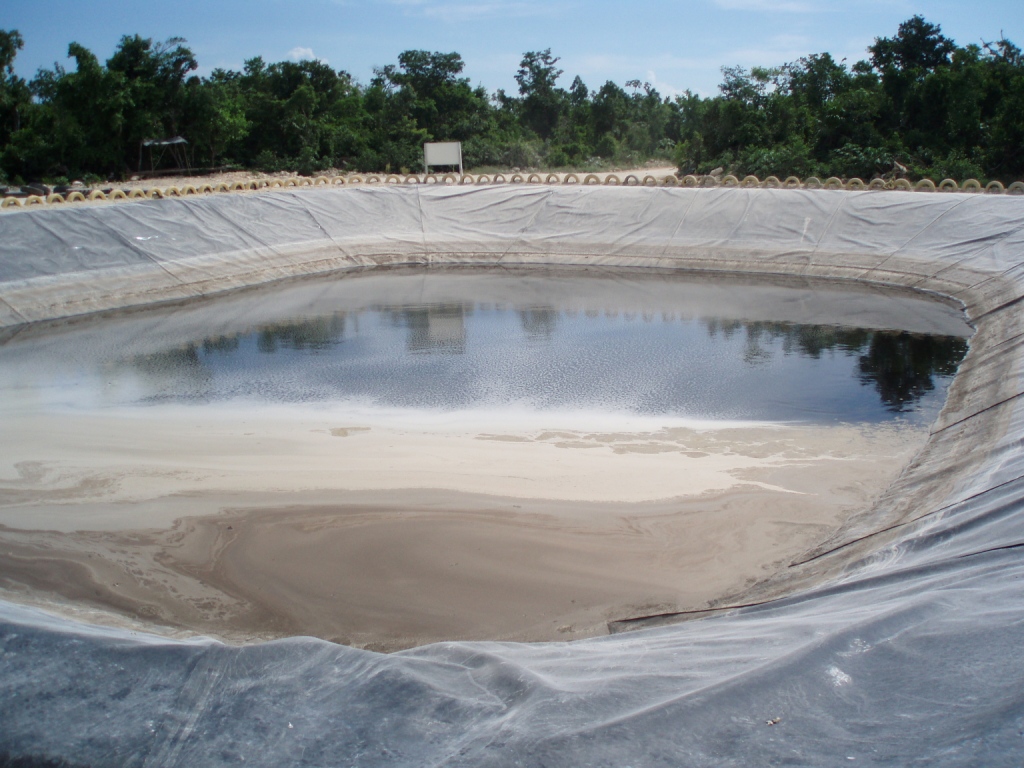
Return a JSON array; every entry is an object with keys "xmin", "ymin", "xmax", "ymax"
[{"xmin": 0, "ymin": 403, "xmax": 925, "ymax": 650}]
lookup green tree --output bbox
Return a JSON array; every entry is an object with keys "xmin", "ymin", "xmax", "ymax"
[
  {"xmin": 107, "ymin": 34, "xmax": 197, "ymax": 151},
  {"xmin": 236, "ymin": 56, "xmax": 368, "ymax": 171},
  {"xmin": 515, "ymin": 49, "xmax": 564, "ymax": 140},
  {"xmin": 869, "ymin": 15, "xmax": 956, "ymax": 137},
  {"xmin": 3, "ymin": 17, "xmax": 1020, "ymax": 183},
  {"xmin": 181, "ymin": 70, "xmax": 249, "ymax": 167},
  {"xmin": 0, "ymin": 30, "xmax": 32, "ymax": 181},
  {"xmin": 0, "ymin": 31, "xmax": 30, "ymax": 145},
  {"xmin": 374, "ymin": 50, "xmax": 494, "ymax": 143},
  {"xmin": 28, "ymin": 41, "xmax": 128, "ymax": 176},
  {"xmin": 20, "ymin": 35, "xmax": 198, "ymax": 177},
  {"xmin": 982, "ymin": 37, "xmax": 1024, "ymax": 178}
]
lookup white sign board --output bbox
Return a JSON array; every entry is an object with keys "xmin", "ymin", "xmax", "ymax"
[{"xmin": 424, "ymin": 142, "xmax": 463, "ymax": 174}]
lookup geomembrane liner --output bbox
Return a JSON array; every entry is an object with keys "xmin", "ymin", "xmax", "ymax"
[{"xmin": 1, "ymin": 185, "xmax": 1023, "ymax": 766}]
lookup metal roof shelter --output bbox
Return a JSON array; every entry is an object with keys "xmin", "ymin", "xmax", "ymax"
[{"xmin": 139, "ymin": 136, "xmax": 190, "ymax": 173}]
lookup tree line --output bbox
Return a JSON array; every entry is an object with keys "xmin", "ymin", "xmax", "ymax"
[{"xmin": 0, "ymin": 16, "xmax": 1021, "ymax": 185}]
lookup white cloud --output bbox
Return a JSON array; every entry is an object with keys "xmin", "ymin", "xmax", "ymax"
[
  {"xmin": 645, "ymin": 71, "xmax": 686, "ymax": 98},
  {"xmin": 288, "ymin": 46, "xmax": 327, "ymax": 63}
]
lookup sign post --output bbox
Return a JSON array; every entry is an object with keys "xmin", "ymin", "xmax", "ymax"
[{"xmin": 423, "ymin": 142, "xmax": 463, "ymax": 176}]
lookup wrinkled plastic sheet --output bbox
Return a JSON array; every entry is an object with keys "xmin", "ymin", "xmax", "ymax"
[{"xmin": 2, "ymin": 186, "xmax": 1024, "ymax": 767}]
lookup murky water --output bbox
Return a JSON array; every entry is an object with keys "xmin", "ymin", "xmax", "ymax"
[{"xmin": 0, "ymin": 268, "xmax": 970, "ymax": 426}]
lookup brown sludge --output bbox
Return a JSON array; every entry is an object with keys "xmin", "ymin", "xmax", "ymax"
[{"xmin": 0, "ymin": 419, "xmax": 923, "ymax": 651}]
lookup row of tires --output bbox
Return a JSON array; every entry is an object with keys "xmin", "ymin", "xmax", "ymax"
[{"xmin": 3, "ymin": 173, "xmax": 1023, "ymax": 208}]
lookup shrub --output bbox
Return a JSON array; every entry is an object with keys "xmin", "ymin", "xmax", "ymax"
[
  {"xmin": 594, "ymin": 134, "xmax": 618, "ymax": 160},
  {"xmin": 500, "ymin": 139, "xmax": 543, "ymax": 168},
  {"xmin": 674, "ymin": 133, "xmax": 705, "ymax": 174},
  {"xmin": 558, "ymin": 141, "xmax": 590, "ymax": 162},
  {"xmin": 294, "ymin": 146, "xmax": 329, "ymax": 176},
  {"xmin": 828, "ymin": 143, "xmax": 894, "ymax": 179},
  {"xmin": 738, "ymin": 138, "xmax": 816, "ymax": 179},
  {"xmin": 352, "ymin": 148, "xmax": 382, "ymax": 173},
  {"xmin": 919, "ymin": 150, "xmax": 985, "ymax": 182},
  {"xmin": 462, "ymin": 136, "xmax": 503, "ymax": 168},
  {"xmin": 624, "ymin": 124, "xmax": 651, "ymax": 154},
  {"xmin": 254, "ymin": 150, "xmax": 284, "ymax": 173},
  {"xmin": 546, "ymin": 148, "xmax": 570, "ymax": 168}
]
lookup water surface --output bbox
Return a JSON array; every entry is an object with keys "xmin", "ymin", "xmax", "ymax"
[{"xmin": 0, "ymin": 268, "xmax": 971, "ymax": 426}]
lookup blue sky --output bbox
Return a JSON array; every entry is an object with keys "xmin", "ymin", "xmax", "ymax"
[{"xmin": 4, "ymin": 0, "xmax": 1021, "ymax": 97}]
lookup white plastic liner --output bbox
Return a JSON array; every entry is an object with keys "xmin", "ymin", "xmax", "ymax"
[{"xmin": 2, "ymin": 186, "xmax": 1024, "ymax": 767}]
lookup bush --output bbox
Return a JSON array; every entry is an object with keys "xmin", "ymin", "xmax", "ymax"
[
  {"xmin": 546, "ymin": 148, "xmax": 570, "ymax": 168},
  {"xmin": 919, "ymin": 150, "xmax": 985, "ymax": 182},
  {"xmin": 294, "ymin": 146, "xmax": 330, "ymax": 176},
  {"xmin": 352, "ymin": 148, "xmax": 382, "ymax": 173},
  {"xmin": 373, "ymin": 142, "xmax": 423, "ymax": 174},
  {"xmin": 674, "ymin": 133, "xmax": 705, "ymax": 174},
  {"xmin": 462, "ymin": 135, "xmax": 503, "ymax": 168},
  {"xmin": 690, "ymin": 150, "xmax": 733, "ymax": 176},
  {"xmin": 624, "ymin": 124, "xmax": 651, "ymax": 154},
  {"xmin": 827, "ymin": 143, "xmax": 894, "ymax": 179},
  {"xmin": 500, "ymin": 139, "xmax": 543, "ymax": 168},
  {"xmin": 254, "ymin": 150, "xmax": 284, "ymax": 173},
  {"xmin": 557, "ymin": 141, "xmax": 590, "ymax": 162},
  {"xmin": 594, "ymin": 134, "xmax": 618, "ymax": 160},
  {"xmin": 618, "ymin": 149, "xmax": 641, "ymax": 168},
  {"xmin": 738, "ymin": 138, "xmax": 816, "ymax": 179}
]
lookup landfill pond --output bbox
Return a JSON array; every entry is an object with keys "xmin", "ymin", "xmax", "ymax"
[
  {"xmin": 1, "ymin": 185, "xmax": 1023, "ymax": 767},
  {"xmin": 0, "ymin": 268, "xmax": 969, "ymax": 650}
]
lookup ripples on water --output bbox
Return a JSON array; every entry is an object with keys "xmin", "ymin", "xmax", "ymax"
[{"xmin": 2, "ymin": 269, "xmax": 971, "ymax": 426}]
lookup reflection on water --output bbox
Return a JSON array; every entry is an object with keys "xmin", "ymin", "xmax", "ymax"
[
  {"xmin": 256, "ymin": 314, "xmax": 346, "ymax": 353},
  {"xmin": 115, "ymin": 288, "xmax": 968, "ymax": 424},
  {"xmin": 387, "ymin": 304, "xmax": 467, "ymax": 354},
  {"xmin": 857, "ymin": 333, "xmax": 965, "ymax": 411},
  {"xmin": 705, "ymin": 321, "xmax": 968, "ymax": 413},
  {"xmin": 519, "ymin": 307, "xmax": 559, "ymax": 341}
]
